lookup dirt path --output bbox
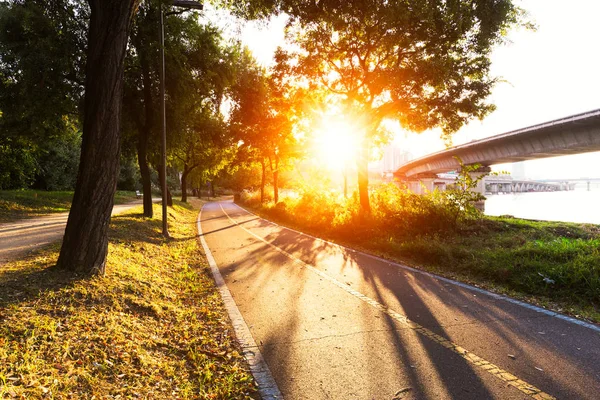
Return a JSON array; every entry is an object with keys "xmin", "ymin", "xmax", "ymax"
[{"xmin": 0, "ymin": 199, "xmax": 157, "ymax": 264}]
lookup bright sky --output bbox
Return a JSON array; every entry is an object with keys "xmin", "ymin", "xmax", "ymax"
[{"xmin": 236, "ymin": 0, "xmax": 600, "ymax": 179}]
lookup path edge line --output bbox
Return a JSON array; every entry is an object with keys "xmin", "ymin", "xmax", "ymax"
[
  {"xmin": 232, "ymin": 201, "xmax": 600, "ymax": 334},
  {"xmin": 197, "ymin": 204, "xmax": 283, "ymax": 400}
]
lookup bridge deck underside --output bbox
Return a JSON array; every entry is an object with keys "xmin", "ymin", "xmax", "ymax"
[{"xmin": 395, "ymin": 112, "xmax": 600, "ymax": 178}]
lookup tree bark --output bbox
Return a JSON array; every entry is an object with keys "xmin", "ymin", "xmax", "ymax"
[
  {"xmin": 158, "ymin": 163, "xmax": 173, "ymax": 206},
  {"xmin": 272, "ymin": 155, "xmax": 279, "ymax": 203},
  {"xmin": 137, "ymin": 131, "xmax": 153, "ymax": 217},
  {"xmin": 181, "ymin": 167, "xmax": 188, "ymax": 202},
  {"xmin": 167, "ymin": 188, "xmax": 173, "ymax": 206},
  {"xmin": 136, "ymin": 26, "xmax": 155, "ymax": 218},
  {"xmin": 357, "ymin": 137, "xmax": 370, "ymax": 213},
  {"xmin": 56, "ymin": 0, "xmax": 139, "ymax": 275},
  {"xmin": 343, "ymin": 162, "xmax": 348, "ymax": 198},
  {"xmin": 260, "ymin": 158, "xmax": 266, "ymax": 203}
]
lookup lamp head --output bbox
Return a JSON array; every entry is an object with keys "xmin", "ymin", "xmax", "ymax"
[{"xmin": 170, "ymin": 0, "xmax": 203, "ymax": 10}]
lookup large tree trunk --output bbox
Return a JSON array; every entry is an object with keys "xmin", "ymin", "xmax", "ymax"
[
  {"xmin": 357, "ymin": 137, "xmax": 370, "ymax": 213},
  {"xmin": 56, "ymin": 0, "xmax": 139, "ymax": 275},
  {"xmin": 260, "ymin": 158, "xmax": 266, "ymax": 203}
]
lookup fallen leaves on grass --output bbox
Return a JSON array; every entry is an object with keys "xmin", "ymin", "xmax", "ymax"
[{"xmin": 0, "ymin": 202, "xmax": 257, "ymax": 399}]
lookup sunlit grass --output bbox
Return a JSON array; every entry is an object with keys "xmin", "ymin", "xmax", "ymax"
[{"xmin": 0, "ymin": 201, "xmax": 257, "ymax": 399}]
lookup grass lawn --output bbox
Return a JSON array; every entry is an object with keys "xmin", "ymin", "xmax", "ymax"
[
  {"xmin": 0, "ymin": 201, "xmax": 257, "ymax": 399},
  {"xmin": 239, "ymin": 200, "xmax": 600, "ymax": 325},
  {"xmin": 0, "ymin": 190, "xmax": 139, "ymax": 223}
]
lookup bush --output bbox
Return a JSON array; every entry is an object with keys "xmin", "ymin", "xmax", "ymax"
[
  {"xmin": 33, "ymin": 130, "xmax": 81, "ymax": 191},
  {"xmin": 0, "ymin": 139, "xmax": 38, "ymax": 190},
  {"xmin": 238, "ymin": 183, "xmax": 468, "ymax": 238},
  {"xmin": 370, "ymin": 184, "xmax": 456, "ymax": 236}
]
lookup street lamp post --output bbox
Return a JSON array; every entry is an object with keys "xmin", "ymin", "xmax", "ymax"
[{"xmin": 159, "ymin": 0, "xmax": 203, "ymax": 238}]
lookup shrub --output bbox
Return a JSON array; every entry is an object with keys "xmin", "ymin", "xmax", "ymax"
[{"xmin": 238, "ymin": 183, "xmax": 473, "ymax": 238}]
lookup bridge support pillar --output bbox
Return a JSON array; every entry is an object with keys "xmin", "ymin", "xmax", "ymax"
[
  {"xmin": 467, "ymin": 170, "xmax": 489, "ymax": 195},
  {"xmin": 420, "ymin": 178, "xmax": 436, "ymax": 194}
]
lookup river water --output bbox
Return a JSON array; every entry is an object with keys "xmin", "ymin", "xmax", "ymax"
[{"xmin": 484, "ymin": 189, "xmax": 600, "ymax": 224}]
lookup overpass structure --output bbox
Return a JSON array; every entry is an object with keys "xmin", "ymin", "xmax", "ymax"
[{"xmin": 394, "ymin": 108, "xmax": 600, "ymax": 194}]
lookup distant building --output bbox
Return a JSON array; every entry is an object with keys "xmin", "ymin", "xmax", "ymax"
[{"xmin": 381, "ymin": 144, "xmax": 413, "ymax": 173}]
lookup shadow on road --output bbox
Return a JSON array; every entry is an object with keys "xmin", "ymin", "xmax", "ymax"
[{"xmin": 259, "ymin": 223, "xmax": 592, "ymax": 399}]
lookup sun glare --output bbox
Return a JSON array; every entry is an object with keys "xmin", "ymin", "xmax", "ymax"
[{"xmin": 314, "ymin": 119, "xmax": 360, "ymax": 170}]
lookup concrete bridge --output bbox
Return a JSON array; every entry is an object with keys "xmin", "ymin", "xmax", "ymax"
[
  {"xmin": 395, "ymin": 108, "xmax": 600, "ymax": 194},
  {"xmin": 395, "ymin": 108, "xmax": 600, "ymax": 179}
]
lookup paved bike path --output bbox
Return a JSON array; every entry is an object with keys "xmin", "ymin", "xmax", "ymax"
[{"xmin": 200, "ymin": 200, "xmax": 600, "ymax": 400}]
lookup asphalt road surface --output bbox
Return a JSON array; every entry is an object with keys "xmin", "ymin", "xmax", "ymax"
[
  {"xmin": 200, "ymin": 200, "xmax": 600, "ymax": 400},
  {"xmin": 0, "ymin": 199, "xmax": 156, "ymax": 264}
]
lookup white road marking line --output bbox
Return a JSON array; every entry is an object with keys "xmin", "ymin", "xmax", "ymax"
[{"xmin": 197, "ymin": 204, "xmax": 283, "ymax": 400}]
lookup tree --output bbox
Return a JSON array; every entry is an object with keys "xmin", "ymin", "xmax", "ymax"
[
  {"xmin": 263, "ymin": 73, "xmax": 305, "ymax": 203},
  {"xmin": 56, "ymin": 0, "xmax": 140, "ymax": 275},
  {"xmin": 0, "ymin": 0, "xmax": 87, "ymax": 189},
  {"xmin": 0, "ymin": 0, "xmax": 87, "ymax": 141},
  {"xmin": 122, "ymin": 1, "xmax": 158, "ymax": 217},
  {"xmin": 230, "ymin": 52, "xmax": 304, "ymax": 203},
  {"xmin": 278, "ymin": 0, "xmax": 530, "ymax": 212},
  {"xmin": 229, "ymin": 54, "xmax": 271, "ymax": 202},
  {"xmin": 123, "ymin": 4, "xmax": 236, "ymax": 214},
  {"xmin": 172, "ymin": 108, "xmax": 231, "ymax": 202}
]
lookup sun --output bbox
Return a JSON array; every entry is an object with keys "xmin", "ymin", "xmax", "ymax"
[{"xmin": 314, "ymin": 118, "xmax": 360, "ymax": 170}]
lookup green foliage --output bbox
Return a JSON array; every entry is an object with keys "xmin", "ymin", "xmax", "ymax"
[
  {"xmin": 0, "ymin": 0, "xmax": 86, "ymax": 141},
  {"xmin": 123, "ymin": 3, "xmax": 239, "ymax": 194},
  {"xmin": 240, "ymin": 183, "xmax": 464, "ymax": 237},
  {"xmin": 281, "ymin": 0, "xmax": 529, "ymax": 132},
  {"xmin": 0, "ymin": 0, "xmax": 87, "ymax": 191},
  {"xmin": 33, "ymin": 127, "xmax": 82, "ymax": 191},
  {"xmin": 118, "ymin": 157, "xmax": 141, "ymax": 191},
  {"xmin": 434, "ymin": 157, "xmax": 488, "ymax": 223},
  {"xmin": 0, "ymin": 126, "xmax": 81, "ymax": 191},
  {"xmin": 219, "ymin": 162, "xmax": 264, "ymax": 192},
  {"xmin": 229, "ymin": 50, "xmax": 305, "ymax": 190},
  {"xmin": 0, "ymin": 138, "xmax": 37, "ymax": 190}
]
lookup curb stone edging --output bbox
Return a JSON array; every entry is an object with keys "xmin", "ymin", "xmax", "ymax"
[{"xmin": 197, "ymin": 204, "xmax": 283, "ymax": 399}]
